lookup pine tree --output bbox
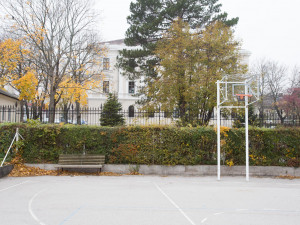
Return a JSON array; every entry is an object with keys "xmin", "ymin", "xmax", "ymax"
[
  {"xmin": 100, "ymin": 94, "xmax": 125, "ymax": 126},
  {"xmin": 118, "ymin": 0, "xmax": 239, "ymax": 81}
]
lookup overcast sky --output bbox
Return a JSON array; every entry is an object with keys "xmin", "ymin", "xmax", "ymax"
[{"xmin": 95, "ymin": 0, "xmax": 300, "ymax": 69}]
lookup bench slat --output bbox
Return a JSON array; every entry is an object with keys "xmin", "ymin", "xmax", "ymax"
[
  {"xmin": 54, "ymin": 165, "xmax": 103, "ymax": 169},
  {"xmin": 57, "ymin": 154, "xmax": 105, "ymax": 170},
  {"xmin": 59, "ymin": 155, "xmax": 105, "ymax": 159}
]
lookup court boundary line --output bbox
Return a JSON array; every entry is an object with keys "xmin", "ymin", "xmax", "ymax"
[
  {"xmin": 154, "ymin": 182, "xmax": 197, "ymax": 225},
  {"xmin": 0, "ymin": 180, "xmax": 30, "ymax": 192},
  {"xmin": 28, "ymin": 189, "xmax": 47, "ymax": 225}
]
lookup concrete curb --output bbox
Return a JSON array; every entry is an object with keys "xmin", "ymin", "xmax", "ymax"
[
  {"xmin": 0, "ymin": 164, "xmax": 14, "ymax": 178},
  {"xmin": 25, "ymin": 163, "xmax": 300, "ymax": 177}
]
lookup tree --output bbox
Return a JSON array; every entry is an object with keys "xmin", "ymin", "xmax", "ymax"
[
  {"xmin": 58, "ymin": 33, "xmax": 105, "ymax": 124},
  {"xmin": 2, "ymin": 0, "xmax": 104, "ymax": 123},
  {"xmin": 251, "ymin": 59, "xmax": 289, "ymax": 124},
  {"xmin": 278, "ymin": 88, "xmax": 300, "ymax": 118},
  {"xmin": 0, "ymin": 38, "xmax": 23, "ymax": 87},
  {"xmin": 118, "ymin": 0, "xmax": 238, "ymax": 81},
  {"xmin": 100, "ymin": 93, "xmax": 125, "ymax": 126},
  {"xmin": 141, "ymin": 19, "xmax": 246, "ymax": 125},
  {"xmin": 290, "ymin": 66, "xmax": 300, "ymax": 88},
  {"xmin": 232, "ymin": 104, "xmax": 258, "ymax": 128},
  {"xmin": 250, "ymin": 58, "xmax": 269, "ymax": 125},
  {"xmin": 0, "ymin": 38, "xmax": 41, "ymax": 120}
]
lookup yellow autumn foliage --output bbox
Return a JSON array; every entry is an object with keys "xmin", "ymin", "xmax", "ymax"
[
  {"xmin": 0, "ymin": 39, "xmax": 25, "ymax": 86},
  {"xmin": 57, "ymin": 78, "xmax": 100, "ymax": 105},
  {"xmin": 12, "ymin": 70, "xmax": 38, "ymax": 101}
]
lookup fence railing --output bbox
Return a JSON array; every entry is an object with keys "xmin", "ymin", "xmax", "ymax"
[{"xmin": 0, "ymin": 105, "xmax": 299, "ymax": 127}]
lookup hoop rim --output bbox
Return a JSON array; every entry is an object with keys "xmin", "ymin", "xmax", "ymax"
[{"xmin": 235, "ymin": 94, "xmax": 253, "ymax": 100}]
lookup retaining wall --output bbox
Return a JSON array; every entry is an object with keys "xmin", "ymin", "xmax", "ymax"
[{"xmin": 25, "ymin": 164, "xmax": 300, "ymax": 177}]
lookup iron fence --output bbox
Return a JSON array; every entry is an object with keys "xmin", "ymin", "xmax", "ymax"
[{"xmin": 0, "ymin": 105, "xmax": 299, "ymax": 127}]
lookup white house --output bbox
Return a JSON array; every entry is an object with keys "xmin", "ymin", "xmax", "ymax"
[{"xmin": 0, "ymin": 89, "xmax": 19, "ymax": 123}]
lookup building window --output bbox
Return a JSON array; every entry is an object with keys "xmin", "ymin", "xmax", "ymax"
[
  {"xmin": 129, "ymin": 105, "xmax": 134, "ymax": 117},
  {"xmin": 103, "ymin": 81, "xmax": 109, "ymax": 93},
  {"xmin": 103, "ymin": 58, "xmax": 110, "ymax": 70},
  {"xmin": 128, "ymin": 81, "xmax": 135, "ymax": 94}
]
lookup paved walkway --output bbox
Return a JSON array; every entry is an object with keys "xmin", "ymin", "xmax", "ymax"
[{"xmin": 0, "ymin": 176, "xmax": 299, "ymax": 225}]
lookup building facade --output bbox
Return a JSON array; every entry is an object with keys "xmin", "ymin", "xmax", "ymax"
[
  {"xmin": 87, "ymin": 39, "xmax": 251, "ymax": 114},
  {"xmin": 87, "ymin": 39, "xmax": 141, "ymax": 112}
]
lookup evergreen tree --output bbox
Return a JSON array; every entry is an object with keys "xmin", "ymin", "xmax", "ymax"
[
  {"xmin": 100, "ymin": 94, "xmax": 125, "ymax": 126},
  {"xmin": 118, "ymin": 0, "xmax": 239, "ymax": 81}
]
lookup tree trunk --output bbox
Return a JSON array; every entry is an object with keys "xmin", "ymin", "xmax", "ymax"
[
  {"xmin": 76, "ymin": 100, "xmax": 81, "ymax": 125},
  {"xmin": 20, "ymin": 100, "xmax": 25, "ymax": 122},
  {"xmin": 274, "ymin": 106, "xmax": 286, "ymax": 124},
  {"xmin": 178, "ymin": 96, "xmax": 187, "ymax": 124},
  {"xmin": 63, "ymin": 104, "xmax": 69, "ymax": 123},
  {"xmin": 49, "ymin": 91, "xmax": 56, "ymax": 123}
]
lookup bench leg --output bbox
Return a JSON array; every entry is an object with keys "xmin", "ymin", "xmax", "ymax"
[{"xmin": 57, "ymin": 168, "xmax": 63, "ymax": 176}]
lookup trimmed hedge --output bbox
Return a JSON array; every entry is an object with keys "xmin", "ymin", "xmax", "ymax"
[
  {"xmin": 224, "ymin": 128, "xmax": 300, "ymax": 167},
  {"xmin": 0, "ymin": 124, "xmax": 299, "ymax": 166}
]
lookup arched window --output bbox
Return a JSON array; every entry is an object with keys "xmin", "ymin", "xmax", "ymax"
[{"xmin": 129, "ymin": 105, "xmax": 134, "ymax": 117}]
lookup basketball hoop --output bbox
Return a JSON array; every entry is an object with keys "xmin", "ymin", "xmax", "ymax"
[
  {"xmin": 235, "ymin": 94, "xmax": 253, "ymax": 100},
  {"xmin": 216, "ymin": 74, "xmax": 261, "ymax": 182}
]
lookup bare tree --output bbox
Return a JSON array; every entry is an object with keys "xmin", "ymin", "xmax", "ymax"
[
  {"xmin": 290, "ymin": 66, "xmax": 300, "ymax": 88},
  {"xmin": 251, "ymin": 58, "xmax": 269, "ymax": 125},
  {"xmin": 1, "ymin": 0, "xmax": 102, "ymax": 123},
  {"xmin": 61, "ymin": 33, "xmax": 105, "ymax": 124},
  {"xmin": 251, "ymin": 59, "xmax": 288, "ymax": 124}
]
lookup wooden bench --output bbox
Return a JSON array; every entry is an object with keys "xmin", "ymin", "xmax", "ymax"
[{"xmin": 55, "ymin": 154, "xmax": 105, "ymax": 174}]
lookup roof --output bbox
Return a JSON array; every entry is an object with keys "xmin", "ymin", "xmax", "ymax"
[
  {"xmin": 103, "ymin": 39, "xmax": 125, "ymax": 45},
  {"xmin": 0, "ymin": 89, "xmax": 19, "ymax": 100}
]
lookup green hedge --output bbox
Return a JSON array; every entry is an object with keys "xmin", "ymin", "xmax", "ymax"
[
  {"xmin": 0, "ymin": 124, "xmax": 299, "ymax": 166},
  {"xmin": 224, "ymin": 128, "xmax": 300, "ymax": 167}
]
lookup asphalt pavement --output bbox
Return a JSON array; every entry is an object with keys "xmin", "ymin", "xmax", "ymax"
[{"xmin": 0, "ymin": 175, "xmax": 299, "ymax": 225}]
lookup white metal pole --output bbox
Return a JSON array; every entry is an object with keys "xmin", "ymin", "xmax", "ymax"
[
  {"xmin": 217, "ymin": 80, "xmax": 221, "ymax": 181},
  {"xmin": 1, "ymin": 133, "xmax": 17, "ymax": 167},
  {"xmin": 245, "ymin": 83, "xmax": 249, "ymax": 181},
  {"xmin": 16, "ymin": 128, "xmax": 19, "ymax": 152}
]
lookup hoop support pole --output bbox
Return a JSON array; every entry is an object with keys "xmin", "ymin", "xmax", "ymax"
[
  {"xmin": 245, "ymin": 82, "xmax": 249, "ymax": 181},
  {"xmin": 217, "ymin": 80, "xmax": 221, "ymax": 181}
]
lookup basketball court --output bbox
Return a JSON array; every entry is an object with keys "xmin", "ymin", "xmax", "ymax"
[{"xmin": 0, "ymin": 175, "xmax": 299, "ymax": 225}]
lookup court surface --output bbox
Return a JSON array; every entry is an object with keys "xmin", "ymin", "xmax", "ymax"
[{"xmin": 0, "ymin": 175, "xmax": 299, "ymax": 225}]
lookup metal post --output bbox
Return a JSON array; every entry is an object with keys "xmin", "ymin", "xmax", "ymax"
[
  {"xmin": 217, "ymin": 80, "xmax": 221, "ymax": 181},
  {"xmin": 1, "ymin": 133, "xmax": 17, "ymax": 167},
  {"xmin": 16, "ymin": 128, "xmax": 19, "ymax": 152},
  {"xmin": 245, "ymin": 82, "xmax": 249, "ymax": 181}
]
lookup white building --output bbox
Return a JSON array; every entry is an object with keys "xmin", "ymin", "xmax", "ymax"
[{"xmin": 87, "ymin": 39, "xmax": 141, "ymax": 112}]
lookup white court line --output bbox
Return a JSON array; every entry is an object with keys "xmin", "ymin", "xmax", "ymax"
[
  {"xmin": 0, "ymin": 180, "xmax": 30, "ymax": 192},
  {"xmin": 236, "ymin": 209, "xmax": 248, "ymax": 211},
  {"xmin": 201, "ymin": 218, "xmax": 207, "ymax": 223},
  {"xmin": 154, "ymin": 183, "xmax": 197, "ymax": 225},
  {"xmin": 214, "ymin": 212, "xmax": 225, "ymax": 215},
  {"xmin": 28, "ymin": 189, "xmax": 47, "ymax": 225}
]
